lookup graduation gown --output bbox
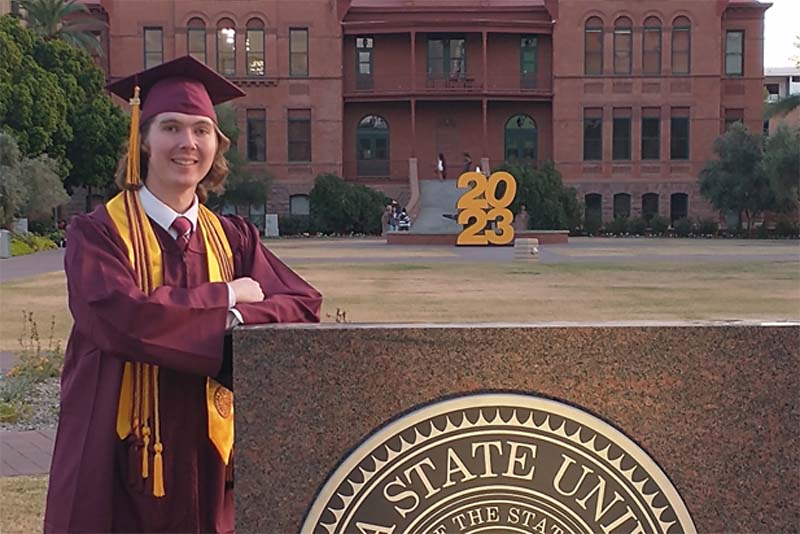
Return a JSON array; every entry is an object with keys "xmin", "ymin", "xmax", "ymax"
[{"xmin": 43, "ymin": 205, "xmax": 322, "ymax": 533}]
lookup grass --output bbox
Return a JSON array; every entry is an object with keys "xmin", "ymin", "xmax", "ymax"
[
  {"xmin": 0, "ymin": 239, "xmax": 798, "ymax": 531},
  {"xmin": 0, "ymin": 476, "xmax": 48, "ymax": 533}
]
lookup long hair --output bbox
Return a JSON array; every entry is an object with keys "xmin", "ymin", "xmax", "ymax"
[{"xmin": 114, "ymin": 119, "xmax": 232, "ymax": 203}]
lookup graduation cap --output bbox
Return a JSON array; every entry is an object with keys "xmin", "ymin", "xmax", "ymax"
[{"xmin": 107, "ymin": 55, "xmax": 246, "ymax": 187}]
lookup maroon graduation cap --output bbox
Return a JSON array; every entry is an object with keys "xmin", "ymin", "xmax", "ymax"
[{"xmin": 106, "ymin": 55, "xmax": 246, "ymax": 125}]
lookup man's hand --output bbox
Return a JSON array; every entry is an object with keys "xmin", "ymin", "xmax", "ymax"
[{"xmin": 229, "ymin": 277, "xmax": 265, "ymax": 303}]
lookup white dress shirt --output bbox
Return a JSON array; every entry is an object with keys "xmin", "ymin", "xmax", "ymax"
[{"xmin": 138, "ymin": 186, "xmax": 242, "ymax": 328}]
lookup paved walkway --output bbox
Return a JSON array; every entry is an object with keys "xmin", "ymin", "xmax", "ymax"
[
  {"xmin": 1, "ymin": 428, "xmax": 55, "ymax": 476},
  {"xmin": 0, "ymin": 248, "xmax": 65, "ymax": 283}
]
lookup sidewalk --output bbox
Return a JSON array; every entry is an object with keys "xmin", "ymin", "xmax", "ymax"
[
  {"xmin": 0, "ymin": 248, "xmax": 65, "ymax": 283},
  {"xmin": 1, "ymin": 428, "xmax": 55, "ymax": 477}
]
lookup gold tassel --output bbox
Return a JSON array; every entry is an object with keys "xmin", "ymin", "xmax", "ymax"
[
  {"xmin": 140, "ymin": 363, "xmax": 150, "ymax": 479},
  {"xmin": 126, "ymin": 86, "xmax": 142, "ymax": 187},
  {"xmin": 152, "ymin": 365, "xmax": 165, "ymax": 497},
  {"xmin": 153, "ymin": 443, "xmax": 165, "ymax": 497}
]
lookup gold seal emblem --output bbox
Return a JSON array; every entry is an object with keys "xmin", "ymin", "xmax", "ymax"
[{"xmin": 213, "ymin": 385, "xmax": 233, "ymax": 418}]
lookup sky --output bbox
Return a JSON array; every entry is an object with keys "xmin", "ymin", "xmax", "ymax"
[{"xmin": 762, "ymin": 0, "xmax": 799, "ymax": 68}]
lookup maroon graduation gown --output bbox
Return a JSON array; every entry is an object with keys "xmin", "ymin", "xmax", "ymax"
[{"xmin": 43, "ymin": 205, "xmax": 322, "ymax": 533}]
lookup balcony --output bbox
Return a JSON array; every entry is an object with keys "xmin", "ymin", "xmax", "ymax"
[{"xmin": 344, "ymin": 73, "xmax": 552, "ymax": 99}]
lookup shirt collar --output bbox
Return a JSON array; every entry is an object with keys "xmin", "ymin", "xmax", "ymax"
[{"xmin": 138, "ymin": 185, "xmax": 198, "ymax": 237}]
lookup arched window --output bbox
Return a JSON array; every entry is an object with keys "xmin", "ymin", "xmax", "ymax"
[
  {"xmin": 613, "ymin": 17, "xmax": 632, "ymax": 74},
  {"xmin": 290, "ymin": 194, "xmax": 310, "ymax": 216},
  {"xmin": 246, "ymin": 18, "xmax": 265, "ymax": 76},
  {"xmin": 642, "ymin": 193, "xmax": 659, "ymax": 221},
  {"xmin": 584, "ymin": 193, "xmax": 603, "ymax": 231},
  {"xmin": 504, "ymin": 114, "xmax": 537, "ymax": 163},
  {"xmin": 613, "ymin": 193, "xmax": 631, "ymax": 219},
  {"xmin": 584, "ymin": 17, "xmax": 604, "ymax": 75},
  {"xmin": 356, "ymin": 115, "xmax": 390, "ymax": 177},
  {"xmin": 187, "ymin": 18, "xmax": 206, "ymax": 64},
  {"xmin": 670, "ymin": 193, "xmax": 688, "ymax": 223},
  {"xmin": 217, "ymin": 18, "xmax": 236, "ymax": 76},
  {"xmin": 672, "ymin": 16, "xmax": 691, "ymax": 75},
  {"xmin": 643, "ymin": 16, "xmax": 662, "ymax": 75}
]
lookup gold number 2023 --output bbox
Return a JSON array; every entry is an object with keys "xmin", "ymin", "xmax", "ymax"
[{"xmin": 456, "ymin": 171, "xmax": 517, "ymax": 246}]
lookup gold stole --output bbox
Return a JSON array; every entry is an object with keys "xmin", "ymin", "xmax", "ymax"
[{"xmin": 106, "ymin": 190, "xmax": 234, "ymax": 497}]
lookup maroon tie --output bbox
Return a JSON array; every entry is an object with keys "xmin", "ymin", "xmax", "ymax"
[{"xmin": 171, "ymin": 216, "xmax": 192, "ymax": 252}]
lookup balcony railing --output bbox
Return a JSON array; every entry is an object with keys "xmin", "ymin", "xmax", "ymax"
[
  {"xmin": 344, "ymin": 73, "xmax": 552, "ymax": 95},
  {"xmin": 343, "ymin": 159, "xmax": 407, "ymax": 181}
]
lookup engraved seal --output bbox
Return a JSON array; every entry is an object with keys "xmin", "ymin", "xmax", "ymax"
[
  {"xmin": 213, "ymin": 385, "xmax": 233, "ymax": 419},
  {"xmin": 302, "ymin": 393, "xmax": 694, "ymax": 534}
]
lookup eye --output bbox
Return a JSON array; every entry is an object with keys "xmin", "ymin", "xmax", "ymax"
[
  {"xmin": 196, "ymin": 127, "xmax": 211, "ymax": 136},
  {"xmin": 163, "ymin": 124, "xmax": 179, "ymax": 133}
]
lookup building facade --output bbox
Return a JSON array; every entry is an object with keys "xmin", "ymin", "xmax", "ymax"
[{"xmin": 95, "ymin": 0, "xmax": 769, "ymax": 223}]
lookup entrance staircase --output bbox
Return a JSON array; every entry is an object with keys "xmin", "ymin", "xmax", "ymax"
[{"xmin": 407, "ymin": 179, "xmax": 462, "ymax": 234}]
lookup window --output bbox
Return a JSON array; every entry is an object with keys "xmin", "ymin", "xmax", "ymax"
[
  {"xmin": 613, "ymin": 193, "xmax": 631, "ymax": 219},
  {"xmin": 583, "ymin": 108, "xmax": 603, "ymax": 161},
  {"xmin": 584, "ymin": 17, "xmax": 603, "ymax": 75},
  {"xmin": 670, "ymin": 193, "xmax": 688, "ymax": 224},
  {"xmin": 613, "ymin": 17, "xmax": 632, "ymax": 74},
  {"xmin": 288, "ymin": 109, "xmax": 311, "ymax": 162},
  {"xmin": 356, "ymin": 37, "xmax": 374, "ymax": 89},
  {"xmin": 290, "ymin": 194, "xmax": 310, "ymax": 216},
  {"xmin": 247, "ymin": 109, "xmax": 266, "ymax": 161},
  {"xmin": 643, "ymin": 17, "xmax": 662, "ymax": 75},
  {"xmin": 612, "ymin": 108, "xmax": 631, "ymax": 160},
  {"xmin": 144, "ymin": 27, "xmax": 163, "ymax": 69},
  {"xmin": 289, "ymin": 28, "xmax": 309, "ymax": 77},
  {"xmin": 427, "ymin": 37, "xmax": 466, "ymax": 79},
  {"xmin": 725, "ymin": 30, "xmax": 744, "ymax": 76},
  {"xmin": 356, "ymin": 115, "xmax": 390, "ymax": 176},
  {"xmin": 724, "ymin": 109, "xmax": 744, "ymax": 130},
  {"xmin": 641, "ymin": 108, "xmax": 661, "ymax": 160},
  {"xmin": 641, "ymin": 193, "xmax": 659, "ymax": 222},
  {"xmin": 671, "ymin": 17, "xmax": 691, "ymax": 75},
  {"xmin": 670, "ymin": 107, "xmax": 690, "ymax": 160},
  {"xmin": 187, "ymin": 18, "xmax": 206, "ymax": 64},
  {"xmin": 246, "ymin": 19, "xmax": 265, "ymax": 76},
  {"xmin": 504, "ymin": 115, "xmax": 538, "ymax": 162},
  {"xmin": 584, "ymin": 193, "xmax": 602, "ymax": 229},
  {"xmin": 521, "ymin": 35, "xmax": 537, "ymax": 88},
  {"xmin": 217, "ymin": 19, "xmax": 236, "ymax": 76}
]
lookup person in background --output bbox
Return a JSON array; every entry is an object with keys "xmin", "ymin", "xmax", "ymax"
[
  {"xmin": 436, "ymin": 153, "xmax": 447, "ymax": 180},
  {"xmin": 462, "ymin": 153, "xmax": 473, "ymax": 175}
]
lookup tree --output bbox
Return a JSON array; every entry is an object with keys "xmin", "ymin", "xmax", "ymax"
[
  {"xmin": 206, "ymin": 103, "xmax": 273, "ymax": 212},
  {"xmin": 0, "ymin": 15, "xmax": 127, "ymax": 194},
  {"xmin": 763, "ymin": 124, "xmax": 800, "ymax": 212},
  {"xmin": 699, "ymin": 122, "xmax": 774, "ymax": 235},
  {"xmin": 0, "ymin": 132, "xmax": 68, "ymax": 227},
  {"xmin": 18, "ymin": 0, "xmax": 106, "ymax": 56},
  {"xmin": 0, "ymin": 16, "xmax": 69, "ymax": 162},
  {"xmin": 496, "ymin": 162, "xmax": 582, "ymax": 231}
]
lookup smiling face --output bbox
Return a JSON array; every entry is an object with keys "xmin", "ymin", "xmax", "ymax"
[{"xmin": 143, "ymin": 112, "xmax": 219, "ymax": 199}]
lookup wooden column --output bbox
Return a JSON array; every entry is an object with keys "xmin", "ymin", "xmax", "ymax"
[
  {"xmin": 411, "ymin": 99, "xmax": 417, "ymax": 157},
  {"xmin": 482, "ymin": 98, "xmax": 488, "ymax": 157},
  {"xmin": 482, "ymin": 31, "xmax": 488, "ymax": 91},
  {"xmin": 410, "ymin": 31, "xmax": 416, "ymax": 91}
]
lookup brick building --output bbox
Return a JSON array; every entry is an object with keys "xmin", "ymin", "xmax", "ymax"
[{"xmin": 94, "ymin": 0, "xmax": 770, "ymax": 224}]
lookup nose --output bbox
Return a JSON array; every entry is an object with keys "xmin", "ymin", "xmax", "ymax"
[{"xmin": 177, "ymin": 128, "xmax": 198, "ymax": 149}]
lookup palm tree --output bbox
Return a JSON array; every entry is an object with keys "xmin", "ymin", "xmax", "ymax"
[{"xmin": 18, "ymin": 0, "xmax": 106, "ymax": 56}]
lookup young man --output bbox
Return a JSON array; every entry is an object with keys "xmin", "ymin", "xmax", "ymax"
[{"xmin": 44, "ymin": 56, "xmax": 322, "ymax": 533}]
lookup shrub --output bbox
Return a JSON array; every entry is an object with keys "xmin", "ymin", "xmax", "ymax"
[
  {"xmin": 697, "ymin": 218, "xmax": 720, "ymax": 237},
  {"xmin": 10, "ymin": 237, "xmax": 34, "ymax": 256},
  {"xmin": 673, "ymin": 217, "xmax": 693, "ymax": 237},
  {"xmin": 28, "ymin": 219, "xmax": 55, "ymax": 235},
  {"xmin": 604, "ymin": 217, "xmax": 629, "ymax": 236},
  {"xmin": 628, "ymin": 217, "xmax": 647, "ymax": 236},
  {"xmin": 583, "ymin": 216, "xmax": 602, "ymax": 236},
  {"xmin": 755, "ymin": 224, "xmax": 770, "ymax": 239},
  {"xmin": 649, "ymin": 215, "xmax": 670, "ymax": 236},
  {"xmin": 310, "ymin": 174, "xmax": 385, "ymax": 235},
  {"xmin": 775, "ymin": 216, "xmax": 799, "ymax": 238},
  {"xmin": 278, "ymin": 214, "xmax": 312, "ymax": 236}
]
